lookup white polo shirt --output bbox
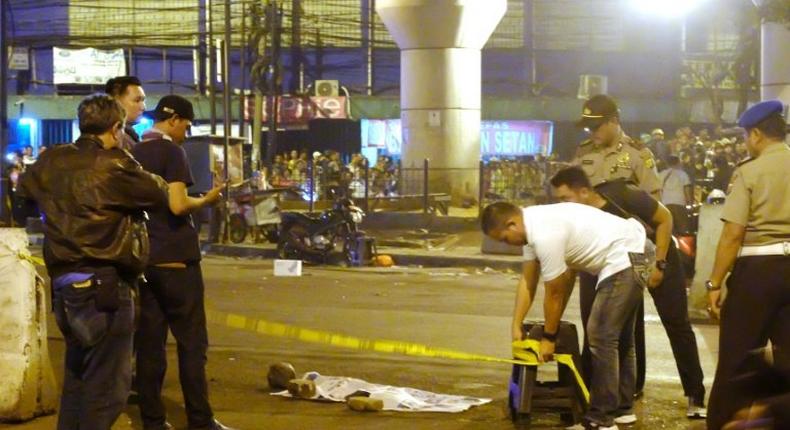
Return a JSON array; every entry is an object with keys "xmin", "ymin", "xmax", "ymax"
[{"xmin": 522, "ymin": 203, "xmax": 646, "ymax": 286}]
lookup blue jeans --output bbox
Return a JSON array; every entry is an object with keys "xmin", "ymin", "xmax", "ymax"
[
  {"xmin": 584, "ymin": 267, "xmax": 644, "ymax": 427},
  {"xmin": 53, "ymin": 272, "xmax": 134, "ymax": 430}
]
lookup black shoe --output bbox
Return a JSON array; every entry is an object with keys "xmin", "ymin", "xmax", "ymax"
[
  {"xmin": 190, "ymin": 419, "xmax": 237, "ymax": 430},
  {"xmin": 144, "ymin": 423, "xmax": 174, "ymax": 430}
]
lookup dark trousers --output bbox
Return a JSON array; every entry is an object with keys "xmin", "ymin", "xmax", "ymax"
[
  {"xmin": 136, "ymin": 264, "xmax": 213, "ymax": 429},
  {"xmin": 707, "ymin": 255, "xmax": 790, "ymax": 430},
  {"xmin": 54, "ymin": 278, "xmax": 134, "ymax": 430},
  {"xmin": 580, "ymin": 247, "xmax": 705, "ymax": 402}
]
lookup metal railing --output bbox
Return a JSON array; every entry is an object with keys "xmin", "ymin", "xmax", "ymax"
[{"xmin": 263, "ymin": 157, "xmax": 562, "ymax": 217}]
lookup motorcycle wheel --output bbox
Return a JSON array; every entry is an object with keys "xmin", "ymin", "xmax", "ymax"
[
  {"xmin": 264, "ymin": 226, "xmax": 280, "ymax": 243},
  {"xmin": 229, "ymin": 214, "xmax": 247, "ymax": 244},
  {"xmin": 277, "ymin": 228, "xmax": 305, "ymax": 260}
]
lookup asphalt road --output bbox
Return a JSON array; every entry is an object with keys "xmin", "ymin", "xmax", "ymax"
[{"xmin": 2, "ymin": 255, "xmax": 718, "ymax": 430}]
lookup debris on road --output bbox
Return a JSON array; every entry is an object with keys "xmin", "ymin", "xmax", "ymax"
[
  {"xmin": 272, "ymin": 372, "xmax": 491, "ymax": 413},
  {"xmin": 287, "ymin": 379, "xmax": 317, "ymax": 399},
  {"xmin": 267, "ymin": 362, "xmax": 297, "ymax": 390},
  {"xmin": 347, "ymin": 396, "xmax": 384, "ymax": 412}
]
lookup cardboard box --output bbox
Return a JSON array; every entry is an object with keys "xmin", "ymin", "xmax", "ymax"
[{"xmin": 274, "ymin": 259, "xmax": 302, "ymax": 277}]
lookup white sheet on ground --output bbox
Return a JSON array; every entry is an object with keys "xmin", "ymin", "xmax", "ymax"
[{"xmin": 272, "ymin": 371, "xmax": 491, "ymax": 413}]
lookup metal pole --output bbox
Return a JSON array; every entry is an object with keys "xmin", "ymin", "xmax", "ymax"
[
  {"xmin": 221, "ymin": 0, "xmax": 232, "ymax": 243},
  {"xmin": 208, "ymin": 0, "xmax": 217, "ymax": 134},
  {"xmin": 0, "ymin": 0, "xmax": 8, "ymax": 224},
  {"xmin": 363, "ymin": 158, "xmax": 370, "ymax": 212},
  {"xmin": 290, "ymin": 0, "xmax": 302, "ymax": 94},
  {"xmin": 308, "ymin": 158, "xmax": 315, "ymax": 213},
  {"xmin": 423, "ymin": 158, "xmax": 429, "ymax": 215},
  {"xmin": 364, "ymin": 0, "xmax": 376, "ymax": 95},
  {"xmin": 478, "ymin": 160, "xmax": 484, "ymax": 218},
  {"xmin": 239, "ymin": 4, "xmax": 247, "ymax": 139}
]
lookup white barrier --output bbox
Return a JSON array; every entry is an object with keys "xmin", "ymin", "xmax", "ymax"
[
  {"xmin": 690, "ymin": 204, "xmax": 725, "ymax": 313},
  {"xmin": 0, "ymin": 229, "xmax": 57, "ymax": 421}
]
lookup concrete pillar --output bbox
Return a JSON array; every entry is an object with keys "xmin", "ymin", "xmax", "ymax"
[
  {"xmin": 760, "ymin": 22, "xmax": 790, "ymax": 105},
  {"xmin": 376, "ymin": 0, "xmax": 506, "ymax": 201}
]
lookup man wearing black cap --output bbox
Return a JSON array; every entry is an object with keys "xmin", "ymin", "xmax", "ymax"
[
  {"xmin": 106, "ymin": 76, "xmax": 146, "ymax": 151},
  {"xmin": 706, "ymin": 100, "xmax": 790, "ymax": 430},
  {"xmin": 131, "ymin": 95, "xmax": 234, "ymax": 430},
  {"xmin": 572, "ymin": 94, "xmax": 662, "ymax": 398}
]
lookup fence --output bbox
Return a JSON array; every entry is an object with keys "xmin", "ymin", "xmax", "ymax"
[{"xmin": 261, "ymin": 157, "xmax": 566, "ymax": 217}]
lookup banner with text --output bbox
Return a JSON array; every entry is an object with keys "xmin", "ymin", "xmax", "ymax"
[
  {"xmin": 53, "ymin": 47, "xmax": 126, "ymax": 85},
  {"xmin": 361, "ymin": 119, "xmax": 553, "ymax": 157},
  {"xmin": 244, "ymin": 96, "xmax": 348, "ymax": 127}
]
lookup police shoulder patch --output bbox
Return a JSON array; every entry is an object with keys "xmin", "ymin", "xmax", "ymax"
[
  {"xmin": 624, "ymin": 137, "xmax": 646, "ymax": 150},
  {"xmin": 726, "ymin": 171, "xmax": 740, "ymax": 195},
  {"xmin": 644, "ymin": 157, "xmax": 655, "ymax": 169}
]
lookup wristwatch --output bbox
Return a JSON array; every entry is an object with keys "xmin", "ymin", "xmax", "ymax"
[
  {"xmin": 655, "ymin": 260, "xmax": 668, "ymax": 271},
  {"xmin": 705, "ymin": 280, "xmax": 721, "ymax": 291}
]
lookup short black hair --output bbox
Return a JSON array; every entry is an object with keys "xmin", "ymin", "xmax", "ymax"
[
  {"xmin": 749, "ymin": 113, "xmax": 787, "ymax": 141},
  {"xmin": 550, "ymin": 166, "xmax": 592, "ymax": 190},
  {"xmin": 105, "ymin": 76, "xmax": 142, "ymax": 97},
  {"xmin": 480, "ymin": 201, "xmax": 520, "ymax": 235},
  {"xmin": 667, "ymin": 155, "xmax": 680, "ymax": 166}
]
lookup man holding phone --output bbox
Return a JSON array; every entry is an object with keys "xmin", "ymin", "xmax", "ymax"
[{"xmin": 131, "ymin": 95, "xmax": 234, "ymax": 430}]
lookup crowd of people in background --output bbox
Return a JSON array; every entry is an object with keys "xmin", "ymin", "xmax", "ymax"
[
  {"xmin": 3, "ymin": 146, "xmax": 42, "ymax": 225},
  {"xmin": 266, "ymin": 150, "xmax": 398, "ymax": 200},
  {"xmin": 646, "ymin": 126, "xmax": 748, "ymax": 198}
]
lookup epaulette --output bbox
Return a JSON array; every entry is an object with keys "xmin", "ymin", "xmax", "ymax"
[
  {"xmin": 624, "ymin": 136, "xmax": 646, "ymax": 150},
  {"xmin": 574, "ymin": 140, "xmax": 595, "ymax": 158},
  {"xmin": 736, "ymin": 157, "xmax": 754, "ymax": 167}
]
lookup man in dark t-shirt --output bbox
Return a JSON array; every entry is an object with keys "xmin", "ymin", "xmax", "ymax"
[
  {"xmin": 131, "ymin": 95, "xmax": 235, "ymax": 430},
  {"xmin": 551, "ymin": 167, "xmax": 706, "ymax": 422}
]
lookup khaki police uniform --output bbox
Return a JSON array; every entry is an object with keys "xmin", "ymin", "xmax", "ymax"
[
  {"xmin": 573, "ymin": 133, "xmax": 661, "ymax": 196},
  {"xmin": 573, "ymin": 132, "xmax": 662, "ymax": 394},
  {"xmin": 707, "ymin": 142, "xmax": 790, "ymax": 430}
]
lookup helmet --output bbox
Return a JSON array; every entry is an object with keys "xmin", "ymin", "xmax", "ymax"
[{"xmin": 707, "ymin": 189, "xmax": 726, "ymax": 204}]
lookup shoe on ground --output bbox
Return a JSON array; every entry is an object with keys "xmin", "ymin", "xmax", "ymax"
[
  {"xmin": 143, "ymin": 423, "xmax": 173, "ymax": 430},
  {"xmin": 189, "ymin": 419, "xmax": 237, "ymax": 430},
  {"xmin": 687, "ymin": 397, "xmax": 707, "ymax": 419},
  {"xmin": 613, "ymin": 413, "xmax": 637, "ymax": 425},
  {"xmin": 584, "ymin": 423, "xmax": 618, "ymax": 430}
]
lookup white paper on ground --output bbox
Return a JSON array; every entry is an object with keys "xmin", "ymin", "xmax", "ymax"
[{"xmin": 272, "ymin": 371, "xmax": 491, "ymax": 413}]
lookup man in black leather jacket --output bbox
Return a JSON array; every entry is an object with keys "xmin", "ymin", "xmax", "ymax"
[{"xmin": 19, "ymin": 94, "xmax": 169, "ymax": 430}]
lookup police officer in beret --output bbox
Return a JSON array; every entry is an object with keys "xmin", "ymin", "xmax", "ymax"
[
  {"xmin": 573, "ymin": 94, "xmax": 662, "ymax": 397},
  {"xmin": 706, "ymin": 100, "xmax": 790, "ymax": 430}
]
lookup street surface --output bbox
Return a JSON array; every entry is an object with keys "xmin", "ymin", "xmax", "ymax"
[{"xmin": 2, "ymin": 255, "xmax": 718, "ymax": 430}]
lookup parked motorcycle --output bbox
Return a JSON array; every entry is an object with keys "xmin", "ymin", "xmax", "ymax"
[{"xmin": 277, "ymin": 197, "xmax": 367, "ymax": 264}]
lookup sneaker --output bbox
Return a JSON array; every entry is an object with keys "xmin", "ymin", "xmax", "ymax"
[
  {"xmin": 687, "ymin": 397, "xmax": 707, "ymax": 419},
  {"xmin": 614, "ymin": 414, "xmax": 637, "ymax": 425}
]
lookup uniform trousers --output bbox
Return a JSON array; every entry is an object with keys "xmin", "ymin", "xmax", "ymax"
[
  {"xmin": 707, "ymin": 255, "xmax": 790, "ymax": 430},
  {"xmin": 580, "ymin": 246, "xmax": 705, "ymax": 403},
  {"xmin": 136, "ymin": 264, "xmax": 213, "ymax": 429}
]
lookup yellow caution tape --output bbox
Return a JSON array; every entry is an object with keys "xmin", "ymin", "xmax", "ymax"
[
  {"xmin": 18, "ymin": 252, "xmax": 45, "ymax": 266},
  {"xmin": 512, "ymin": 339, "xmax": 590, "ymax": 403},
  {"xmin": 205, "ymin": 308, "xmax": 589, "ymax": 403}
]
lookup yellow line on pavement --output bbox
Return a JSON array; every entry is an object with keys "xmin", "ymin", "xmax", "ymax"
[{"xmin": 205, "ymin": 307, "xmax": 590, "ymax": 403}]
